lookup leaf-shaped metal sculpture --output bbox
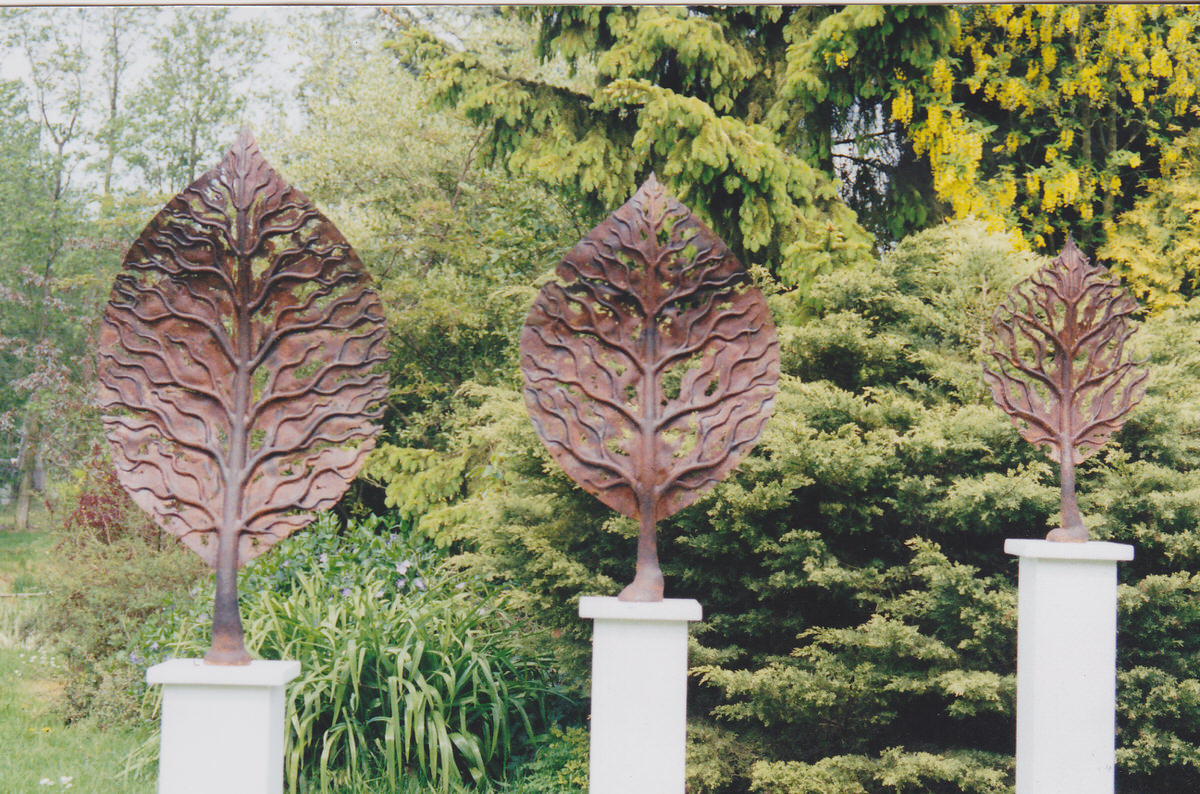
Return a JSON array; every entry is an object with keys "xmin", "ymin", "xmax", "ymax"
[
  {"xmin": 97, "ymin": 130, "xmax": 389, "ymax": 663},
  {"xmin": 984, "ymin": 237, "xmax": 1148, "ymax": 542},
  {"xmin": 520, "ymin": 175, "xmax": 780, "ymax": 601}
]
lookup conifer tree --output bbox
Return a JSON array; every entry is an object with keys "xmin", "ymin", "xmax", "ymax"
[{"xmin": 389, "ymin": 7, "xmax": 939, "ymax": 294}]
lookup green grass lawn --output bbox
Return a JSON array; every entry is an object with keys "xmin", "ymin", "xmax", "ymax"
[
  {"xmin": 0, "ymin": 530, "xmax": 52, "ymax": 594},
  {"xmin": 0, "ymin": 519, "xmax": 150, "ymax": 792},
  {"xmin": 0, "ymin": 522, "xmax": 53, "ymax": 645},
  {"xmin": 0, "ymin": 645, "xmax": 155, "ymax": 793},
  {"xmin": 0, "ymin": 521, "xmax": 153, "ymax": 793}
]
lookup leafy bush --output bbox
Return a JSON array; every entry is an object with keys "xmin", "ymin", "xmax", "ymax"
[
  {"xmin": 60, "ymin": 444, "xmax": 158, "ymax": 546},
  {"xmin": 38, "ymin": 448, "xmax": 206, "ymax": 723},
  {"xmin": 376, "ymin": 217, "xmax": 1200, "ymax": 792},
  {"xmin": 748, "ymin": 748, "xmax": 1012, "ymax": 794},
  {"xmin": 506, "ymin": 725, "xmax": 589, "ymax": 794},
  {"xmin": 140, "ymin": 513, "xmax": 566, "ymax": 793}
]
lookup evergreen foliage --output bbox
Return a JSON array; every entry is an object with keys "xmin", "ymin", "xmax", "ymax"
[
  {"xmin": 769, "ymin": 5, "xmax": 957, "ymax": 241},
  {"xmin": 384, "ymin": 219, "xmax": 1200, "ymax": 792},
  {"xmin": 392, "ymin": 7, "xmax": 882, "ymax": 296}
]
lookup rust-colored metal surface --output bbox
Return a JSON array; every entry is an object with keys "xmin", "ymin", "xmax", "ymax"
[
  {"xmin": 520, "ymin": 175, "xmax": 780, "ymax": 600},
  {"xmin": 97, "ymin": 130, "xmax": 389, "ymax": 663},
  {"xmin": 984, "ymin": 237, "xmax": 1148, "ymax": 542}
]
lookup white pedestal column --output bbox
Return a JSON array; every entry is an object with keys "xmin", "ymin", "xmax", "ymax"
[
  {"xmin": 1005, "ymin": 539, "xmax": 1133, "ymax": 794},
  {"xmin": 147, "ymin": 658, "xmax": 301, "ymax": 794},
  {"xmin": 579, "ymin": 596, "xmax": 702, "ymax": 794}
]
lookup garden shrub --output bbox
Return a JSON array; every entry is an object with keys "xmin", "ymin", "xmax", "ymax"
[
  {"xmin": 137, "ymin": 513, "xmax": 567, "ymax": 793},
  {"xmin": 376, "ymin": 217, "xmax": 1200, "ymax": 792},
  {"xmin": 505, "ymin": 724, "xmax": 589, "ymax": 794},
  {"xmin": 60, "ymin": 444, "xmax": 158, "ymax": 546},
  {"xmin": 39, "ymin": 445, "xmax": 206, "ymax": 723}
]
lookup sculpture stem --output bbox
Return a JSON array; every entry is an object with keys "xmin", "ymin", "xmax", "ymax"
[
  {"xmin": 1048, "ymin": 450, "xmax": 1088, "ymax": 543},
  {"xmin": 206, "ymin": 533, "xmax": 251, "ymax": 664},
  {"xmin": 618, "ymin": 497, "xmax": 664, "ymax": 601}
]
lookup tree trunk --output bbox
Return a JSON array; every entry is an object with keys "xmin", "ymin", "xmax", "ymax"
[
  {"xmin": 1102, "ymin": 107, "xmax": 1118, "ymax": 224},
  {"xmin": 13, "ymin": 411, "xmax": 39, "ymax": 532}
]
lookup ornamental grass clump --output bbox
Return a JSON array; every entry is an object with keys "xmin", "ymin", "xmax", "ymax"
[{"xmin": 141, "ymin": 514, "xmax": 563, "ymax": 792}]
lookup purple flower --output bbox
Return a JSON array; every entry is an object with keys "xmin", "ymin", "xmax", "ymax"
[
  {"xmin": 396, "ymin": 559, "xmax": 413, "ymax": 575},
  {"xmin": 340, "ymin": 587, "xmax": 352, "ymax": 597},
  {"xmin": 396, "ymin": 578, "xmax": 407, "ymax": 589},
  {"xmin": 318, "ymin": 553, "xmax": 329, "ymax": 565},
  {"xmin": 129, "ymin": 651, "xmax": 144, "ymax": 665},
  {"xmin": 414, "ymin": 578, "xmax": 426, "ymax": 592}
]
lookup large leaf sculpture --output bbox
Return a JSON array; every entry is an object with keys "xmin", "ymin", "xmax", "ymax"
[
  {"xmin": 984, "ymin": 237, "xmax": 1148, "ymax": 542},
  {"xmin": 520, "ymin": 175, "xmax": 780, "ymax": 601},
  {"xmin": 97, "ymin": 130, "xmax": 388, "ymax": 663}
]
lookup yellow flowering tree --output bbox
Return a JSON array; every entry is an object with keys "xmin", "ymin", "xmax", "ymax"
[
  {"xmin": 896, "ymin": 5, "xmax": 1200, "ymax": 256},
  {"xmin": 1101, "ymin": 131, "xmax": 1200, "ymax": 309}
]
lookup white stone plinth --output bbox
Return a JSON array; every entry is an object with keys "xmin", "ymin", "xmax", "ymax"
[
  {"xmin": 147, "ymin": 658, "xmax": 301, "ymax": 794},
  {"xmin": 579, "ymin": 596, "xmax": 702, "ymax": 794},
  {"xmin": 1005, "ymin": 539, "xmax": 1134, "ymax": 794}
]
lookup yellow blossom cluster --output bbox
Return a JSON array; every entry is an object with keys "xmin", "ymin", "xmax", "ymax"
[
  {"xmin": 893, "ymin": 4, "xmax": 1200, "ymax": 253},
  {"xmin": 891, "ymin": 89, "xmax": 914, "ymax": 126}
]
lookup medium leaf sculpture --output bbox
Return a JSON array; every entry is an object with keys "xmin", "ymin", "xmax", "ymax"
[
  {"xmin": 520, "ymin": 175, "xmax": 780, "ymax": 601},
  {"xmin": 97, "ymin": 130, "xmax": 388, "ymax": 663},
  {"xmin": 984, "ymin": 237, "xmax": 1148, "ymax": 542}
]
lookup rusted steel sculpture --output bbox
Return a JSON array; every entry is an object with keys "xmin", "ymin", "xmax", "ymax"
[
  {"xmin": 97, "ymin": 130, "xmax": 389, "ymax": 664},
  {"xmin": 520, "ymin": 175, "xmax": 780, "ymax": 601},
  {"xmin": 984, "ymin": 237, "xmax": 1148, "ymax": 542}
]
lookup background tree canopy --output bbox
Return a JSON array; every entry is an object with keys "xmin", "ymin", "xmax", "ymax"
[{"xmin": 7, "ymin": 5, "xmax": 1200, "ymax": 793}]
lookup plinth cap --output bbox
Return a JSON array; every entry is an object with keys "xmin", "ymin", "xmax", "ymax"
[
  {"xmin": 147, "ymin": 658, "xmax": 301, "ymax": 687},
  {"xmin": 1004, "ymin": 538, "xmax": 1134, "ymax": 562},
  {"xmin": 579, "ymin": 595, "xmax": 702, "ymax": 622}
]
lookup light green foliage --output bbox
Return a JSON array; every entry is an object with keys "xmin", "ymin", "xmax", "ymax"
[
  {"xmin": 409, "ymin": 217, "xmax": 1200, "ymax": 791},
  {"xmin": 397, "ymin": 6, "xmax": 876, "ymax": 295},
  {"xmin": 364, "ymin": 446, "xmax": 481, "ymax": 537},
  {"xmin": 35, "ymin": 444, "xmax": 205, "ymax": 725},
  {"xmin": 37, "ymin": 528, "xmax": 205, "ymax": 724},
  {"xmin": 1101, "ymin": 132, "xmax": 1200, "ymax": 309},
  {"xmin": 0, "ymin": 9, "xmax": 139, "ymax": 523},
  {"xmin": 0, "ymin": 77, "xmax": 51, "ymax": 431},
  {"xmin": 687, "ymin": 721, "xmax": 762, "ymax": 794},
  {"xmin": 279, "ymin": 19, "xmax": 582, "ymax": 447},
  {"xmin": 125, "ymin": 7, "xmax": 265, "ymax": 192},
  {"xmin": 505, "ymin": 725, "xmax": 589, "ymax": 793},
  {"xmin": 749, "ymin": 748, "xmax": 1011, "ymax": 794},
  {"xmin": 139, "ymin": 515, "xmax": 565, "ymax": 793}
]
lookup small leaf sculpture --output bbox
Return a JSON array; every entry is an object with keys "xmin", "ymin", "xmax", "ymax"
[
  {"xmin": 984, "ymin": 237, "xmax": 1148, "ymax": 542},
  {"xmin": 97, "ymin": 130, "xmax": 389, "ymax": 663},
  {"xmin": 520, "ymin": 175, "xmax": 780, "ymax": 601}
]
